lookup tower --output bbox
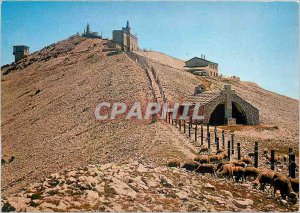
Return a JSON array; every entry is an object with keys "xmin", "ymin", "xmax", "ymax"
[
  {"xmin": 86, "ymin": 23, "xmax": 90, "ymax": 34},
  {"xmin": 125, "ymin": 20, "xmax": 131, "ymax": 33},
  {"xmin": 13, "ymin": 45, "xmax": 30, "ymax": 62}
]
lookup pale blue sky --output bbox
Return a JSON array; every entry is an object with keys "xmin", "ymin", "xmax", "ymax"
[{"xmin": 1, "ymin": 1, "xmax": 299, "ymax": 99}]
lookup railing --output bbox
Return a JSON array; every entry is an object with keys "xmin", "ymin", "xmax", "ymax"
[{"xmin": 127, "ymin": 52, "xmax": 168, "ymax": 103}]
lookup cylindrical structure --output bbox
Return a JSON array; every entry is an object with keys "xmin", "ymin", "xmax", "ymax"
[
  {"xmin": 207, "ymin": 132, "xmax": 211, "ymax": 149},
  {"xmin": 195, "ymin": 126, "xmax": 197, "ymax": 141},
  {"xmin": 271, "ymin": 149, "xmax": 275, "ymax": 170},
  {"xmin": 290, "ymin": 153, "xmax": 296, "ymax": 178},
  {"xmin": 207, "ymin": 124, "xmax": 210, "ymax": 136},
  {"xmin": 227, "ymin": 140, "xmax": 231, "ymax": 161},
  {"xmin": 222, "ymin": 130, "xmax": 225, "ymax": 149},
  {"xmin": 254, "ymin": 142, "xmax": 259, "ymax": 168},
  {"xmin": 179, "ymin": 120, "xmax": 181, "ymax": 130},
  {"xmin": 188, "ymin": 121, "xmax": 191, "ymax": 137},
  {"xmin": 231, "ymin": 133, "xmax": 234, "ymax": 155},
  {"xmin": 237, "ymin": 143, "xmax": 241, "ymax": 160},
  {"xmin": 184, "ymin": 120, "xmax": 186, "ymax": 133},
  {"xmin": 201, "ymin": 125, "xmax": 203, "ymax": 145},
  {"xmin": 288, "ymin": 147, "xmax": 293, "ymax": 175},
  {"xmin": 214, "ymin": 126, "xmax": 217, "ymax": 139},
  {"xmin": 216, "ymin": 137, "xmax": 219, "ymax": 151}
]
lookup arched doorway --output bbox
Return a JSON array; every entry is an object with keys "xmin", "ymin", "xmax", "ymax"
[
  {"xmin": 232, "ymin": 102, "xmax": 247, "ymax": 124},
  {"xmin": 208, "ymin": 102, "xmax": 248, "ymax": 125},
  {"xmin": 209, "ymin": 103, "xmax": 225, "ymax": 125}
]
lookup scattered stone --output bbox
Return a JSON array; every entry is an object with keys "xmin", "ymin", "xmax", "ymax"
[
  {"xmin": 1, "ymin": 162, "xmax": 298, "ymax": 212},
  {"xmin": 176, "ymin": 191, "xmax": 188, "ymax": 200},
  {"xmin": 205, "ymin": 183, "xmax": 215, "ymax": 190},
  {"xmin": 221, "ymin": 190, "xmax": 233, "ymax": 198},
  {"xmin": 233, "ymin": 199, "xmax": 254, "ymax": 209},
  {"xmin": 100, "ymin": 163, "xmax": 113, "ymax": 171}
]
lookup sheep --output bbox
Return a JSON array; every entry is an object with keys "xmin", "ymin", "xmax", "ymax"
[
  {"xmin": 181, "ymin": 161, "xmax": 200, "ymax": 172},
  {"xmin": 218, "ymin": 152, "xmax": 228, "ymax": 160},
  {"xmin": 195, "ymin": 164, "xmax": 217, "ymax": 176},
  {"xmin": 273, "ymin": 174, "xmax": 297, "ymax": 200},
  {"xmin": 288, "ymin": 177, "xmax": 299, "ymax": 193},
  {"xmin": 253, "ymin": 170, "xmax": 276, "ymax": 191},
  {"xmin": 216, "ymin": 149, "xmax": 225, "ymax": 154},
  {"xmin": 167, "ymin": 159, "xmax": 181, "ymax": 168},
  {"xmin": 231, "ymin": 160, "xmax": 246, "ymax": 168},
  {"xmin": 198, "ymin": 145, "xmax": 210, "ymax": 154},
  {"xmin": 248, "ymin": 152, "xmax": 255, "ymax": 158},
  {"xmin": 208, "ymin": 154, "xmax": 222, "ymax": 164},
  {"xmin": 241, "ymin": 157, "xmax": 252, "ymax": 165},
  {"xmin": 217, "ymin": 163, "xmax": 234, "ymax": 180},
  {"xmin": 216, "ymin": 161, "xmax": 230, "ymax": 171},
  {"xmin": 232, "ymin": 166, "xmax": 245, "ymax": 183},
  {"xmin": 244, "ymin": 167, "xmax": 262, "ymax": 181},
  {"xmin": 194, "ymin": 155, "xmax": 209, "ymax": 164}
]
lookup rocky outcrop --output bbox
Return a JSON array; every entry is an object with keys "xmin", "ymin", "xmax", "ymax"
[{"xmin": 2, "ymin": 162, "xmax": 298, "ymax": 212}]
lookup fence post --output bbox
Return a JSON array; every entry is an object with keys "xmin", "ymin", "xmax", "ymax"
[
  {"xmin": 290, "ymin": 153, "xmax": 296, "ymax": 178},
  {"xmin": 254, "ymin": 142, "xmax": 259, "ymax": 168},
  {"xmin": 184, "ymin": 120, "xmax": 186, "ymax": 133},
  {"xmin": 207, "ymin": 124, "xmax": 210, "ymax": 136},
  {"xmin": 172, "ymin": 119, "xmax": 173, "ymax": 125},
  {"xmin": 195, "ymin": 125, "xmax": 197, "ymax": 142},
  {"xmin": 179, "ymin": 120, "xmax": 181, "ymax": 130},
  {"xmin": 175, "ymin": 119, "xmax": 177, "ymax": 128},
  {"xmin": 188, "ymin": 120, "xmax": 191, "ymax": 138},
  {"xmin": 201, "ymin": 125, "xmax": 203, "ymax": 146},
  {"xmin": 231, "ymin": 132, "xmax": 234, "ymax": 155},
  {"xmin": 207, "ymin": 132, "xmax": 211, "ymax": 149},
  {"xmin": 237, "ymin": 143, "xmax": 241, "ymax": 160},
  {"xmin": 216, "ymin": 137, "xmax": 219, "ymax": 151},
  {"xmin": 288, "ymin": 147, "xmax": 293, "ymax": 176},
  {"xmin": 227, "ymin": 140, "xmax": 231, "ymax": 161},
  {"xmin": 168, "ymin": 114, "xmax": 170, "ymax": 124},
  {"xmin": 222, "ymin": 130, "xmax": 225, "ymax": 149},
  {"xmin": 214, "ymin": 126, "xmax": 217, "ymax": 140},
  {"xmin": 271, "ymin": 149, "xmax": 275, "ymax": 170}
]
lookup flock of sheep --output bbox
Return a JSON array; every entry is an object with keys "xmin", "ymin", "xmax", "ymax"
[{"xmin": 167, "ymin": 146, "xmax": 299, "ymax": 203}]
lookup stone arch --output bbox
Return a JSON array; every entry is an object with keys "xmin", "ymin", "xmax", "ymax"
[
  {"xmin": 208, "ymin": 101, "xmax": 247, "ymax": 125},
  {"xmin": 203, "ymin": 94, "xmax": 259, "ymax": 125},
  {"xmin": 232, "ymin": 102, "xmax": 247, "ymax": 124},
  {"xmin": 208, "ymin": 102, "xmax": 225, "ymax": 125}
]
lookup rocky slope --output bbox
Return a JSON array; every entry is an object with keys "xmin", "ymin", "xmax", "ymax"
[
  {"xmin": 2, "ymin": 162, "xmax": 299, "ymax": 212},
  {"xmin": 1, "ymin": 36, "xmax": 197, "ymax": 197},
  {"xmin": 1, "ymin": 36, "xmax": 299, "ymax": 211}
]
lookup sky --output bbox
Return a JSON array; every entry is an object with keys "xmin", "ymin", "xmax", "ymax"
[{"xmin": 1, "ymin": 1, "xmax": 299, "ymax": 99}]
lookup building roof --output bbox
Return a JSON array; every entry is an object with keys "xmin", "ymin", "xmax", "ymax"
[
  {"xmin": 13, "ymin": 45, "xmax": 29, "ymax": 48},
  {"xmin": 185, "ymin": 57, "xmax": 218, "ymax": 65},
  {"xmin": 186, "ymin": 90, "xmax": 221, "ymax": 105}
]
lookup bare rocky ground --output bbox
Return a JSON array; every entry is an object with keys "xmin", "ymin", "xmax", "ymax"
[
  {"xmin": 2, "ymin": 161, "xmax": 299, "ymax": 212},
  {"xmin": 1, "ymin": 36, "xmax": 299, "ymax": 211}
]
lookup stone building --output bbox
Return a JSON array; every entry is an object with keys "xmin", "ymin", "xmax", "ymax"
[
  {"xmin": 185, "ymin": 55, "xmax": 218, "ymax": 77},
  {"xmin": 13, "ymin": 45, "xmax": 30, "ymax": 62},
  {"xmin": 82, "ymin": 23, "xmax": 102, "ymax": 38},
  {"xmin": 112, "ymin": 21, "xmax": 138, "ymax": 52},
  {"xmin": 187, "ymin": 85, "xmax": 259, "ymax": 125}
]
